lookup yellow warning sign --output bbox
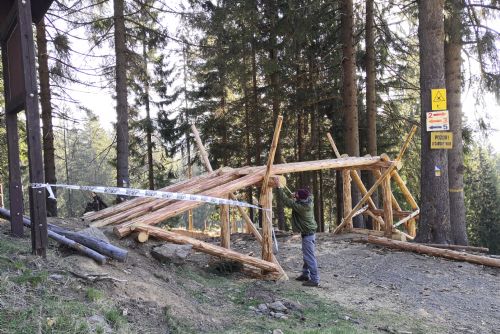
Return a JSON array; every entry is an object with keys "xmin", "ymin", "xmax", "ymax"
[
  {"xmin": 431, "ymin": 89, "xmax": 447, "ymax": 111},
  {"xmin": 431, "ymin": 132, "xmax": 453, "ymax": 149}
]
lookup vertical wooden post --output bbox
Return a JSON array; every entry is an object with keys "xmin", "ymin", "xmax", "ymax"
[
  {"xmin": 260, "ymin": 116, "xmax": 283, "ymax": 263},
  {"xmin": 342, "ymin": 169, "xmax": 353, "ymax": 230},
  {"xmin": 382, "ymin": 170, "xmax": 393, "ymax": 238},
  {"xmin": 5, "ymin": 113, "xmax": 24, "ymax": 236},
  {"xmin": 220, "ymin": 198, "xmax": 230, "ymax": 249},
  {"xmin": 0, "ymin": 182, "xmax": 3, "ymax": 208}
]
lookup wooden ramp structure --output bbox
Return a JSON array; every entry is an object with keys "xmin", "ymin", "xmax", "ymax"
[{"xmin": 84, "ymin": 119, "xmax": 421, "ymax": 280}]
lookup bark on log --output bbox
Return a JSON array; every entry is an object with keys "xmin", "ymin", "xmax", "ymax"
[
  {"xmin": 91, "ymin": 169, "xmax": 242, "ymax": 227},
  {"xmin": 418, "ymin": 243, "xmax": 489, "ymax": 253},
  {"xmin": 114, "ymin": 171, "xmax": 267, "ymax": 238},
  {"xmin": 367, "ymin": 235, "xmax": 500, "ymax": 268},
  {"xmin": 134, "ymin": 225, "xmax": 280, "ymax": 273},
  {"xmin": 85, "ymin": 169, "xmax": 221, "ymax": 222}
]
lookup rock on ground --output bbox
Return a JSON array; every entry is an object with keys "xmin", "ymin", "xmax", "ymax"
[{"xmin": 151, "ymin": 244, "xmax": 193, "ymax": 264}]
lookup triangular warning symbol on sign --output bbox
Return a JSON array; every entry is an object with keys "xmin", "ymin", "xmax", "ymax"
[{"xmin": 433, "ymin": 91, "xmax": 445, "ymax": 102}]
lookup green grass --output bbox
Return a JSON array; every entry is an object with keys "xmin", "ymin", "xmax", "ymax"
[
  {"xmin": 104, "ymin": 307, "xmax": 126, "ymax": 329},
  {"xmin": 86, "ymin": 287, "xmax": 104, "ymax": 302}
]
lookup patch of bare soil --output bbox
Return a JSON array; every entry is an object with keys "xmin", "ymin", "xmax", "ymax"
[{"xmin": 2, "ymin": 218, "xmax": 499, "ymax": 334}]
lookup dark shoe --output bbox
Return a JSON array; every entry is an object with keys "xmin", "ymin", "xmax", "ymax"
[
  {"xmin": 302, "ymin": 281, "xmax": 319, "ymax": 287},
  {"xmin": 295, "ymin": 275, "xmax": 310, "ymax": 282}
]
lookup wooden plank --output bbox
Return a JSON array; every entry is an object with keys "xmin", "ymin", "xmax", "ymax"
[
  {"xmin": 260, "ymin": 116, "xmax": 283, "ymax": 263},
  {"xmin": 5, "ymin": 112, "xmax": 24, "ymax": 236},
  {"xmin": 134, "ymin": 225, "xmax": 280, "ymax": 273},
  {"xmin": 17, "ymin": 0, "xmax": 48, "ymax": 255},
  {"xmin": 366, "ymin": 235, "xmax": 500, "ymax": 268}
]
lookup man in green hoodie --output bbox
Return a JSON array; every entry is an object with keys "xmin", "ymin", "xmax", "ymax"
[{"xmin": 276, "ymin": 187, "xmax": 320, "ymax": 287}]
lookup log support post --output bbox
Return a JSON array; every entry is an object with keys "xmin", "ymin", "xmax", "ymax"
[
  {"xmin": 261, "ymin": 186, "xmax": 274, "ymax": 263},
  {"xmin": 382, "ymin": 170, "xmax": 393, "ymax": 238},
  {"xmin": 342, "ymin": 169, "xmax": 353, "ymax": 230},
  {"xmin": 220, "ymin": 198, "xmax": 230, "ymax": 249}
]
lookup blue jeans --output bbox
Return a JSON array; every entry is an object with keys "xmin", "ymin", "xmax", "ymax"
[{"xmin": 301, "ymin": 234, "xmax": 319, "ymax": 283}]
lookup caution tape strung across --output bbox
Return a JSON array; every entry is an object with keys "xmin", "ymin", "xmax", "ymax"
[{"xmin": 31, "ymin": 183, "xmax": 267, "ymax": 211}]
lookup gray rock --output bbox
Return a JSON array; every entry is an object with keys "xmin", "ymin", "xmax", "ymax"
[
  {"xmin": 273, "ymin": 330, "xmax": 284, "ymax": 334},
  {"xmin": 49, "ymin": 274, "xmax": 64, "ymax": 281},
  {"xmin": 87, "ymin": 315, "xmax": 113, "ymax": 334},
  {"xmin": 268, "ymin": 301, "xmax": 287, "ymax": 312},
  {"xmin": 273, "ymin": 312, "xmax": 285, "ymax": 318},
  {"xmin": 151, "ymin": 244, "xmax": 193, "ymax": 264},
  {"xmin": 258, "ymin": 303, "xmax": 268, "ymax": 312}
]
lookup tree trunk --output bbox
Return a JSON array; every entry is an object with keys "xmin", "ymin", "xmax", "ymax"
[
  {"xmin": 445, "ymin": 0, "xmax": 468, "ymax": 245},
  {"xmin": 415, "ymin": 0, "xmax": 452, "ymax": 244},
  {"xmin": 341, "ymin": 0, "xmax": 363, "ymax": 228},
  {"xmin": 143, "ymin": 37, "xmax": 154, "ymax": 190},
  {"xmin": 114, "ymin": 0, "xmax": 130, "ymax": 192},
  {"xmin": 365, "ymin": 0, "xmax": 378, "ymax": 211},
  {"xmin": 36, "ymin": 19, "xmax": 57, "ymax": 217}
]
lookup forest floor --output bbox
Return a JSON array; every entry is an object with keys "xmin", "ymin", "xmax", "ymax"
[{"xmin": 0, "ymin": 218, "xmax": 499, "ymax": 334}]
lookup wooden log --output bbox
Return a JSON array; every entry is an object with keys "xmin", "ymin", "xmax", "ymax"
[
  {"xmin": 342, "ymin": 169, "xmax": 353, "ymax": 229},
  {"xmin": 381, "ymin": 169, "xmax": 393, "ymax": 238},
  {"xmin": 220, "ymin": 199, "xmax": 230, "ymax": 249},
  {"xmin": 134, "ymin": 225, "xmax": 280, "ymax": 273},
  {"xmin": 366, "ymin": 235, "xmax": 500, "ymax": 268},
  {"xmin": 260, "ymin": 115, "xmax": 283, "ymax": 264},
  {"xmin": 114, "ymin": 171, "xmax": 267, "ymax": 238},
  {"xmin": 418, "ymin": 244, "xmax": 489, "ymax": 253},
  {"xmin": 0, "ymin": 208, "xmax": 106, "ymax": 264},
  {"xmin": 92, "ymin": 169, "xmax": 241, "ymax": 227},
  {"xmin": 395, "ymin": 125, "xmax": 418, "ymax": 162},
  {"xmin": 369, "ymin": 208, "xmax": 415, "ymax": 218},
  {"xmin": 86, "ymin": 169, "xmax": 221, "ymax": 222},
  {"xmin": 190, "ymin": 124, "xmax": 288, "ymax": 279},
  {"xmin": 394, "ymin": 209, "xmax": 420, "ymax": 228},
  {"xmin": 132, "ymin": 231, "xmax": 149, "ymax": 243},
  {"xmin": 333, "ymin": 162, "xmax": 397, "ymax": 234},
  {"xmin": 239, "ymin": 156, "xmax": 392, "ymax": 176}
]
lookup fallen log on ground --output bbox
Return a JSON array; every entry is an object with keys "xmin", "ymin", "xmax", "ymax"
[
  {"xmin": 418, "ymin": 243, "xmax": 489, "ymax": 253},
  {"xmin": 0, "ymin": 208, "xmax": 126, "ymax": 262},
  {"xmin": 133, "ymin": 225, "xmax": 281, "ymax": 274},
  {"xmin": 0, "ymin": 208, "xmax": 106, "ymax": 264},
  {"xmin": 366, "ymin": 235, "xmax": 500, "ymax": 268}
]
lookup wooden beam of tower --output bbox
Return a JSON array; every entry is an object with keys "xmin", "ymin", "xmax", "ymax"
[
  {"xmin": 134, "ymin": 225, "xmax": 280, "ymax": 272},
  {"xmin": 326, "ymin": 133, "xmax": 378, "ymax": 211},
  {"xmin": 381, "ymin": 168, "xmax": 393, "ymax": 238},
  {"xmin": 333, "ymin": 162, "xmax": 397, "ymax": 234},
  {"xmin": 260, "ymin": 116, "xmax": 283, "ymax": 263},
  {"xmin": 190, "ymin": 124, "xmax": 288, "ymax": 279}
]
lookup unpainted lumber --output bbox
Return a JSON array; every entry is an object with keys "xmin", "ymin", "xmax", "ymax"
[
  {"xmin": 114, "ymin": 171, "xmax": 267, "ymax": 238},
  {"xmin": 132, "ymin": 231, "xmax": 149, "ymax": 243},
  {"xmin": 366, "ymin": 235, "xmax": 500, "ymax": 268},
  {"xmin": 220, "ymin": 199, "xmax": 230, "ymax": 249},
  {"xmin": 382, "ymin": 169, "xmax": 393, "ymax": 238},
  {"xmin": 419, "ymin": 243, "xmax": 489, "ymax": 253},
  {"xmin": 260, "ymin": 116, "xmax": 283, "ymax": 264},
  {"xmin": 342, "ymin": 169, "xmax": 353, "ymax": 229},
  {"xmin": 190, "ymin": 123, "xmax": 288, "ymax": 279},
  {"xmin": 86, "ymin": 169, "xmax": 221, "ymax": 222},
  {"xmin": 134, "ymin": 225, "xmax": 281, "ymax": 273},
  {"xmin": 91, "ymin": 168, "xmax": 243, "ymax": 228}
]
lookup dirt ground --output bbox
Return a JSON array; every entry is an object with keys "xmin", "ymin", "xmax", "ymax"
[{"xmin": 0, "ymin": 218, "xmax": 499, "ymax": 334}]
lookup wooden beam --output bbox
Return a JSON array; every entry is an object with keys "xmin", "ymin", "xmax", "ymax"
[
  {"xmin": 381, "ymin": 169, "xmax": 393, "ymax": 238},
  {"xmin": 366, "ymin": 235, "xmax": 500, "ymax": 268},
  {"xmin": 220, "ymin": 198, "xmax": 230, "ymax": 249},
  {"xmin": 333, "ymin": 162, "xmax": 397, "ymax": 234},
  {"xmin": 342, "ymin": 169, "xmax": 353, "ymax": 229},
  {"xmin": 260, "ymin": 115, "xmax": 283, "ymax": 263},
  {"xmin": 396, "ymin": 125, "xmax": 418, "ymax": 162},
  {"xmin": 134, "ymin": 225, "xmax": 280, "ymax": 273},
  {"xmin": 190, "ymin": 124, "xmax": 288, "ymax": 279}
]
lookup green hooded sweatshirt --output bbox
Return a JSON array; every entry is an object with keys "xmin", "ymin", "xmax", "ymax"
[{"xmin": 276, "ymin": 189, "xmax": 317, "ymax": 234}]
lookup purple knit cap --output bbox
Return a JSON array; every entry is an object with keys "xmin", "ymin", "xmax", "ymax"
[{"xmin": 296, "ymin": 189, "xmax": 311, "ymax": 200}]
